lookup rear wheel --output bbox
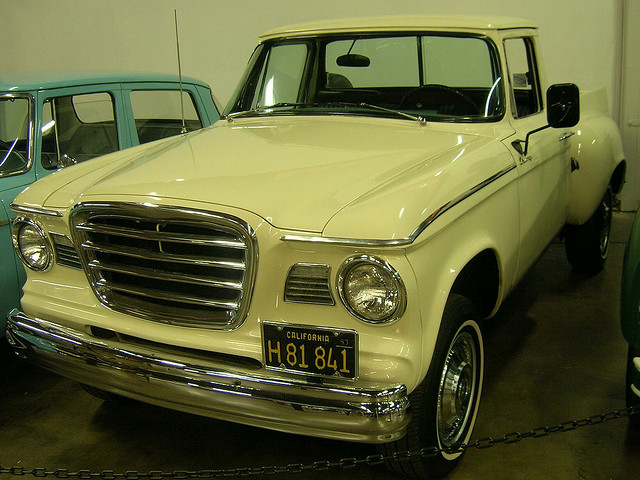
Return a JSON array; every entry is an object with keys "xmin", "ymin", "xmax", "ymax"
[
  {"xmin": 380, "ymin": 295, "xmax": 483, "ymax": 479},
  {"xmin": 565, "ymin": 187, "xmax": 612, "ymax": 274}
]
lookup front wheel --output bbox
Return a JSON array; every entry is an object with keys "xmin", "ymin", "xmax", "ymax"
[
  {"xmin": 565, "ymin": 187, "xmax": 613, "ymax": 274},
  {"xmin": 380, "ymin": 294, "xmax": 484, "ymax": 479}
]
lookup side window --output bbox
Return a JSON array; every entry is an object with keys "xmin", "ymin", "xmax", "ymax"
[
  {"xmin": 41, "ymin": 92, "xmax": 118, "ymax": 169},
  {"xmin": 130, "ymin": 90, "xmax": 203, "ymax": 145},
  {"xmin": 504, "ymin": 38, "xmax": 542, "ymax": 118},
  {"xmin": 255, "ymin": 43, "xmax": 308, "ymax": 108},
  {"xmin": 0, "ymin": 96, "xmax": 30, "ymax": 175}
]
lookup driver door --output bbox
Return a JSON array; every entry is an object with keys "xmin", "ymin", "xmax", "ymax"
[{"xmin": 504, "ymin": 36, "xmax": 572, "ymax": 277}]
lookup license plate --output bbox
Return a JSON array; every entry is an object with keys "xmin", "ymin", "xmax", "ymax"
[{"xmin": 262, "ymin": 322, "xmax": 357, "ymax": 379}]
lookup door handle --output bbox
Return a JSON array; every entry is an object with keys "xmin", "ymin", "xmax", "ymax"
[{"xmin": 559, "ymin": 132, "xmax": 575, "ymax": 141}]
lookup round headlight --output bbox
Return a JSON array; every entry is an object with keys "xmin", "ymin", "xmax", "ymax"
[
  {"xmin": 12, "ymin": 219, "xmax": 53, "ymax": 271},
  {"xmin": 338, "ymin": 256, "xmax": 406, "ymax": 323}
]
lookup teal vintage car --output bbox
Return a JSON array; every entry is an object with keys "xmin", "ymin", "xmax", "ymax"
[
  {"xmin": 622, "ymin": 210, "xmax": 640, "ymax": 423},
  {"xmin": 1, "ymin": 72, "xmax": 219, "ymax": 335}
]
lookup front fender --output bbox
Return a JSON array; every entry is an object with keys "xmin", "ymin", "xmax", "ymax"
[{"xmin": 405, "ymin": 171, "xmax": 520, "ymax": 387}]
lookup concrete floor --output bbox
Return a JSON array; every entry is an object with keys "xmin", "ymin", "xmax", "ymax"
[{"xmin": 2, "ymin": 213, "xmax": 639, "ymax": 480}]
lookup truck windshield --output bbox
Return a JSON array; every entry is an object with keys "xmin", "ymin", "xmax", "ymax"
[
  {"xmin": 0, "ymin": 95, "xmax": 31, "ymax": 176},
  {"xmin": 225, "ymin": 34, "xmax": 504, "ymax": 122}
]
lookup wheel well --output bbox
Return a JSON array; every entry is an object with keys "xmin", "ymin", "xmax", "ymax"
[
  {"xmin": 611, "ymin": 160, "xmax": 627, "ymax": 195},
  {"xmin": 450, "ymin": 249, "xmax": 500, "ymax": 318}
]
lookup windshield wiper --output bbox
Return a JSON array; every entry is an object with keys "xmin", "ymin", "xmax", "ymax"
[
  {"xmin": 322, "ymin": 102, "xmax": 427, "ymax": 125},
  {"xmin": 225, "ymin": 101, "xmax": 427, "ymax": 124},
  {"xmin": 358, "ymin": 103, "xmax": 427, "ymax": 124},
  {"xmin": 224, "ymin": 103, "xmax": 311, "ymax": 122}
]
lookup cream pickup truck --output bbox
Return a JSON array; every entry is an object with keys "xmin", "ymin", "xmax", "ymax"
[{"xmin": 7, "ymin": 16, "xmax": 625, "ymax": 479}]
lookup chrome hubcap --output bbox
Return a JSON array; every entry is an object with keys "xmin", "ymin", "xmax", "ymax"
[{"xmin": 438, "ymin": 331, "xmax": 477, "ymax": 447}]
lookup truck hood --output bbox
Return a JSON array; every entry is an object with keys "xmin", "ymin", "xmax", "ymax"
[{"xmin": 34, "ymin": 115, "xmax": 489, "ymax": 233}]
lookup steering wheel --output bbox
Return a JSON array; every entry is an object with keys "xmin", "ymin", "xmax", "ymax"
[
  {"xmin": 401, "ymin": 84, "xmax": 479, "ymax": 115},
  {"xmin": 0, "ymin": 138, "xmax": 27, "ymax": 170}
]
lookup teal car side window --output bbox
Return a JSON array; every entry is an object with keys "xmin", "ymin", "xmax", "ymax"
[
  {"xmin": 130, "ymin": 90, "xmax": 204, "ymax": 144},
  {"xmin": 41, "ymin": 92, "xmax": 119, "ymax": 170}
]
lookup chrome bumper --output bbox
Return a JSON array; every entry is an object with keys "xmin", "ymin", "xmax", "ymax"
[{"xmin": 6, "ymin": 310, "xmax": 410, "ymax": 443}]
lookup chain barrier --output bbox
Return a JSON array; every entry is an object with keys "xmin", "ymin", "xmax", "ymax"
[{"xmin": 1, "ymin": 405, "xmax": 638, "ymax": 479}]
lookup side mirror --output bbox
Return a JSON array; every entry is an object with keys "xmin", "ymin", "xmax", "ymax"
[
  {"xmin": 547, "ymin": 83, "xmax": 580, "ymax": 128},
  {"xmin": 512, "ymin": 83, "xmax": 581, "ymax": 156}
]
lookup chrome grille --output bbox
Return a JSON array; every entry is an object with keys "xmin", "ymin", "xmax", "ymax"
[
  {"xmin": 284, "ymin": 263, "xmax": 334, "ymax": 305},
  {"xmin": 70, "ymin": 203, "xmax": 256, "ymax": 329}
]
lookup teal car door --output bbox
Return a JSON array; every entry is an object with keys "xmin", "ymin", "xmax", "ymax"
[{"xmin": 1, "ymin": 92, "xmax": 34, "ymax": 334}]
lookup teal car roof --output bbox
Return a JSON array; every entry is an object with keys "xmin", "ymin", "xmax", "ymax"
[{"xmin": 0, "ymin": 71, "xmax": 209, "ymax": 92}]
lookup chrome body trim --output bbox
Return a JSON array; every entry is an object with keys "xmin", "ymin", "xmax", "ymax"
[
  {"xmin": 0, "ymin": 93, "xmax": 33, "ymax": 179},
  {"xmin": 281, "ymin": 163, "xmax": 517, "ymax": 247},
  {"xmin": 7, "ymin": 310, "xmax": 410, "ymax": 443},
  {"xmin": 50, "ymin": 233, "xmax": 82, "ymax": 269},
  {"xmin": 10, "ymin": 204, "xmax": 63, "ymax": 217},
  {"xmin": 283, "ymin": 263, "xmax": 335, "ymax": 305}
]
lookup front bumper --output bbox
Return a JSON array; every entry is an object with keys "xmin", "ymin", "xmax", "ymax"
[{"xmin": 6, "ymin": 310, "xmax": 410, "ymax": 443}]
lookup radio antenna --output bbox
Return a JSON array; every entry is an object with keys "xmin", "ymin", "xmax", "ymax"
[{"xmin": 174, "ymin": 10, "xmax": 187, "ymax": 134}]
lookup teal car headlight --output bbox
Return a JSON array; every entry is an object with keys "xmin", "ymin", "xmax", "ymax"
[
  {"xmin": 12, "ymin": 218, "xmax": 53, "ymax": 271},
  {"xmin": 338, "ymin": 255, "xmax": 406, "ymax": 324}
]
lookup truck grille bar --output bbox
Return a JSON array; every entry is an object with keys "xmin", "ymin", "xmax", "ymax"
[{"xmin": 70, "ymin": 202, "xmax": 257, "ymax": 329}]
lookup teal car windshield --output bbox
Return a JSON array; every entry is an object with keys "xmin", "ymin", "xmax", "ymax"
[
  {"xmin": 225, "ymin": 34, "xmax": 504, "ymax": 122},
  {"xmin": 0, "ymin": 95, "xmax": 31, "ymax": 177}
]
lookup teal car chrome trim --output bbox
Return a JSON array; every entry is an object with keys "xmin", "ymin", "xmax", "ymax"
[
  {"xmin": 281, "ymin": 163, "xmax": 517, "ymax": 247},
  {"xmin": 10, "ymin": 204, "xmax": 63, "ymax": 217},
  {"xmin": 0, "ymin": 71, "xmax": 212, "ymax": 94},
  {"xmin": 0, "ymin": 93, "xmax": 34, "ymax": 179},
  {"xmin": 7, "ymin": 309, "xmax": 410, "ymax": 443}
]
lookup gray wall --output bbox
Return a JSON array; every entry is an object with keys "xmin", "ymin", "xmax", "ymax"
[
  {"xmin": 4, "ymin": 0, "xmax": 620, "ymax": 108},
  {"xmin": 6, "ymin": 0, "xmax": 636, "ymax": 207}
]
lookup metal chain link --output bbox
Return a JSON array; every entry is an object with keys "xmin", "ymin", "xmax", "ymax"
[{"xmin": 1, "ymin": 405, "xmax": 637, "ymax": 478}]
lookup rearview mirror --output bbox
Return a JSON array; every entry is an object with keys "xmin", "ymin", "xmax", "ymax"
[
  {"xmin": 336, "ymin": 54, "xmax": 370, "ymax": 67},
  {"xmin": 547, "ymin": 83, "xmax": 580, "ymax": 128}
]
